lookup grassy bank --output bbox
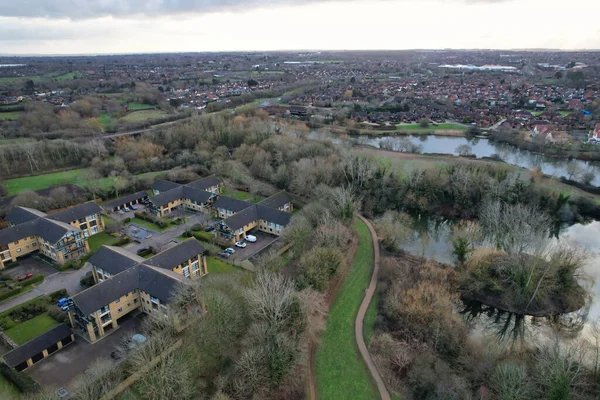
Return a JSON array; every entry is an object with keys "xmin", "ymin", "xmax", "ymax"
[{"xmin": 315, "ymin": 219, "xmax": 378, "ymax": 400}]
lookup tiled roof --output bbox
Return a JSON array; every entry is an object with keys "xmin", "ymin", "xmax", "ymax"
[
  {"xmin": 185, "ymin": 175, "xmax": 222, "ymax": 190},
  {"xmin": 48, "ymin": 202, "xmax": 102, "ymax": 224},
  {"xmin": 102, "ymin": 191, "xmax": 149, "ymax": 209},
  {"xmin": 150, "ymin": 179, "xmax": 181, "ymax": 193},
  {"xmin": 213, "ymin": 196, "xmax": 252, "ymax": 213},
  {"xmin": 88, "ymin": 246, "xmax": 145, "ymax": 276},
  {"xmin": 3, "ymin": 324, "xmax": 73, "ymax": 368},
  {"xmin": 258, "ymin": 191, "xmax": 292, "ymax": 210},
  {"xmin": 5, "ymin": 207, "xmax": 47, "ymax": 225},
  {"xmin": 145, "ymin": 239, "xmax": 205, "ymax": 270}
]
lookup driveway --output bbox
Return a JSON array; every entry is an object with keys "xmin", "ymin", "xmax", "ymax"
[
  {"xmin": 0, "ymin": 264, "xmax": 91, "ymax": 313},
  {"xmin": 26, "ymin": 314, "xmax": 142, "ymax": 391},
  {"xmin": 228, "ymin": 232, "xmax": 280, "ymax": 262},
  {"xmin": 110, "ymin": 204, "xmax": 147, "ymax": 221},
  {"xmin": 3, "ymin": 256, "xmax": 57, "ymax": 279}
]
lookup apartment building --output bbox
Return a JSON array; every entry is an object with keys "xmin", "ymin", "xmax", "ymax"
[
  {"xmin": 213, "ymin": 191, "xmax": 293, "ymax": 243},
  {"xmin": 148, "ymin": 175, "xmax": 223, "ymax": 217},
  {"xmin": 70, "ymin": 239, "xmax": 206, "ymax": 342},
  {"xmin": 0, "ymin": 203, "xmax": 104, "ymax": 268}
]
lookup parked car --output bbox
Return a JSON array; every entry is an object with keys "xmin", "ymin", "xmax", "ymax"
[
  {"xmin": 57, "ymin": 297, "xmax": 71, "ymax": 307},
  {"xmin": 118, "ymin": 210, "xmax": 125, "ymax": 215},
  {"xmin": 224, "ymin": 248, "xmax": 236, "ymax": 254},
  {"xmin": 123, "ymin": 207, "xmax": 131, "ymax": 212},
  {"xmin": 17, "ymin": 273, "xmax": 33, "ymax": 282},
  {"xmin": 235, "ymin": 241, "xmax": 247, "ymax": 248},
  {"xmin": 204, "ymin": 225, "xmax": 215, "ymax": 232},
  {"xmin": 218, "ymin": 252, "xmax": 231, "ymax": 259},
  {"xmin": 245, "ymin": 235, "xmax": 257, "ymax": 243},
  {"xmin": 130, "ymin": 205, "xmax": 138, "ymax": 210}
]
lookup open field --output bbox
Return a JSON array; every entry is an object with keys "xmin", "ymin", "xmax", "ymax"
[
  {"xmin": 4, "ymin": 168, "xmax": 167, "ymax": 196},
  {"xmin": 119, "ymin": 109, "xmax": 171, "ymax": 123},
  {"xmin": 221, "ymin": 187, "xmax": 265, "ymax": 203},
  {"xmin": 127, "ymin": 102, "xmax": 155, "ymax": 111},
  {"xmin": 0, "ymin": 111, "xmax": 23, "ymax": 121},
  {"xmin": 207, "ymin": 257, "xmax": 242, "ymax": 274},
  {"xmin": 315, "ymin": 219, "xmax": 378, "ymax": 400},
  {"xmin": 97, "ymin": 112, "xmax": 116, "ymax": 129},
  {"xmin": 5, "ymin": 313, "xmax": 59, "ymax": 345}
]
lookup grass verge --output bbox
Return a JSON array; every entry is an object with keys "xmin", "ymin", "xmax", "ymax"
[
  {"xmin": 87, "ymin": 232, "xmax": 118, "ymax": 252},
  {"xmin": 5, "ymin": 313, "xmax": 59, "ymax": 345},
  {"xmin": 315, "ymin": 218, "xmax": 378, "ymax": 400},
  {"xmin": 207, "ymin": 257, "xmax": 241, "ymax": 274}
]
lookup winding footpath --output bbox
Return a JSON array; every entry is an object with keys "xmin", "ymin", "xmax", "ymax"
[{"xmin": 355, "ymin": 215, "xmax": 391, "ymax": 400}]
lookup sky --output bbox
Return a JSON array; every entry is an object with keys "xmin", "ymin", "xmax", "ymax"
[{"xmin": 0, "ymin": 0, "xmax": 599, "ymax": 55}]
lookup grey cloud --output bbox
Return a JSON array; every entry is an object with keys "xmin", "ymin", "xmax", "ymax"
[{"xmin": 0, "ymin": 0, "xmax": 514, "ymax": 19}]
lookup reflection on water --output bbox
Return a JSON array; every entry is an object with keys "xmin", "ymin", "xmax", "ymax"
[
  {"xmin": 398, "ymin": 215, "xmax": 600, "ymax": 340},
  {"xmin": 310, "ymin": 130, "xmax": 600, "ymax": 186}
]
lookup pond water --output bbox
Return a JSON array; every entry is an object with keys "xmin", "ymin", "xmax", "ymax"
[
  {"xmin": 310, "ymin": 131, "xmax": 600, "ymax": 186},
  {"xmin": 401, "ymin": 216, "xmax": 600, "ymax": 339}
]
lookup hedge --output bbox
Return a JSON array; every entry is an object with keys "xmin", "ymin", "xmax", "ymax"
[
  {"xmin": 0, "ymin": 362, "xmax": 40, "ymax": 393},
  {"xmin": 56, "ymin": 262, "xmax": 75, "ymax": 272},
  {"xmin": 0, "ymin": 287, "xmax": 23, "ymax": 302},
  {"xmin": 123, "ymin": 217, "xmax": 132, "ymax": 223},
  {"xmin": 193, "ymin": 231, "xmax": 214, "ymax": 242},
  {"xmin": 137, "ymin": 248, "xmax": 153, "ymax": 257},
  {"xmin": 48, "ymin": 289, "xmax": 68, "ymax": 303},
  {"xmin": 19, "ymin": 275, "xmax": 44, "ymax": 287},
  {"xmin": 114, "ymin": 237, "xmax": 131, "ymax": 247},
  {"xmin": 191, "ymin": 224, "xmax": 203, "ymax": 232},
  {"xmin": 134, "ymin": 212, "xmax": 168, "ymax": 229},
  {"xmin": 3, "ymin": 261, "xmax": 19, "ymax": 269}
]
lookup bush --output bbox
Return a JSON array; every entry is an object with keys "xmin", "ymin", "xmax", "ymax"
[
  {"xmin": 114, "ymin": 237, "xmax": 131, "ymax": 247},
  {"xmin": 193, "ymin": 231, "xmax": 214, "ymax": 242},
  {"xmin": 57, "ymin": 261, "xmax": 75, "ymax": 271},
  {"xmin": 156, "ymin": 221, "xmax": 169, "ymax": 229},
  {"xmin": 191, "ymin": 224, "xmax": 203, "ymax": 232},
  {"xmin": 171, "ymin": 218, "xmax": 184, "ymax": 225},
  {"xmin": 0, "ymin": 316, "xmax": 16, "ymax": 330},
  {"xmin": 47, "ymin": 305, "xmax": 67, "ymax": 324},
  {"xmin": 80, "ymin": 271, "xmax": 95, "ymax": 288},
  {"xmin": 137, "ymin": 248, "xmax": 153, "ymax": 257},
  {"xmin": 20, "ymin": 274, "xmax": 44, "ymax": 287},
  {"xmin": 0, "ymin": 361, "xmax": 40, "ymax": 393},
  {"xmin": 48, "ymin": 289, "xmax": 68, "ymax": 303},
  {"xmin": 123, "ymin": 217, "xmax": 132, "ymax": 223},
  {"xmin": 0, "ymin": 287, "xmax": 22, "ymax": 302},
  {"xmin": 3, "ymin": 261, "xmax": 19, "ymax": 269}
]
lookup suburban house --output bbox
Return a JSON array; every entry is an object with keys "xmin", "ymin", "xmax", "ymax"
[
  {"xmin": 69, "ymin": 239, "xmax": 206, "ymax": 342},
  {"xmin": 214, "ymin": 191, "xmax": 293, "ymax": 243},
  {"xmin": 530, "ymin": 124, "xmax": 571, "ymax": 144},
  {"xmin": 588, "ymin": 123, "xmax": 600, "ymax": 144},
  {"xmin": 101, "ymin": 191, "xmax": 149, "ymax": 213},
  {"xmin": 148, "ymin": 176, "xmax": 223, "ymax": 217},
  {"xmin": 2, "ymin": 324, "xmax": 74, "ymax": 371},
  {"xmin": 0, "ymin": 203, "xmax": 104, "ymax": 269}
]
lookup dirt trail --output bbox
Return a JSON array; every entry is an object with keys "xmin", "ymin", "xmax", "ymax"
[{"xmin": 355, "ymin": 215, "xmax": 391, "ymax": 400}]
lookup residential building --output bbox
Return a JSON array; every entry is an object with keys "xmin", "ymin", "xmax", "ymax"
[
  {"xmin": 101, "ymin": 191, "xmax": 149, "ymax": 213},
  {"xmin": 588, "ymin": 123, "xmax": 600, "ymax": 144},
  {"xmin": 70, "ymin": 239, "xmax": 206, "ymax": 342},
  {"xmin": 0, "ymin": 202, "xmax": 104, "ymax": 268},
  {"xmin": 214, "ymin": 191, "xmax": 292, "ymax": 243},
  {"xmin": 148, "ymin": 176, "xmax": 222, "ymax": 217}
]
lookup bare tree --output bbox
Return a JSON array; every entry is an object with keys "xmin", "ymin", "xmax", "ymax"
[
  {"xmin": 455, "ymin": 144, "xmax": 473, "ymax": 157},
  {"xmin": 566, "ymin": 162, "xmax": 583, "ymax": 181}
]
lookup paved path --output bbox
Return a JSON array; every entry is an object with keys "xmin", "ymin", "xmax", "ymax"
[
  {"xmin": 355, "ymin": 215, "xmax": 391, "ymax": 400},
  {"xmin": 0, "ymin": 265, "xmax": 91, "ymax": 312}
]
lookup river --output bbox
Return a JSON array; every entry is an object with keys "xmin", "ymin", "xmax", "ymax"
[
  {"xmin": 403, "ymin": 215, "xmax": 600, "ymax": 339},
  {"xmin": 310, "ymin": 131, "xmax": 600, "ymax": 186}
]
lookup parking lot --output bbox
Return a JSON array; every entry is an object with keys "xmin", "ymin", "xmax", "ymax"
[
  {"xmin": 26, "ymin": 314, "xmax": 143, "ymax": 391},
  {"xmin": 225, "ymin": 231, "xmax": 280, "ymax": 262},
  {"xmin": 111, "ymin": 204, "xmax": 146, "ymax": 221},
  {"xmin": 3, "ymin": 256, "xmax": 57, "ymax": 279}
]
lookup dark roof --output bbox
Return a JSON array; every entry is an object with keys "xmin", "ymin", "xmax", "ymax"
[
  {"xmin": 137, "ymin": 265, "xmax": 184, "ymax": 303},
  {"xmin": 151, "ymin": 179, "xmax": 181, "ymax": 192},
  {"xmin": 88, "ymin": 246, "xmax": 144, "ymax": 275},
  {"xmin": 185, "ymin": 175, "xmax": 222, "ymax": 190},
  {"xmin": 48, "ymin": 202, "xmax": 102, "ymax": 223},
  {"xmin": 102, "ymin": 191, "xmax": 149, "ymax": 209},
  {"xmin": 145, "ymin": 239, "xmax": 205, "ymax": 270},
  {"xmin": 0, "ymin": 218, "xmax": 75, "ymax": 246},
  {"xmin": 213, "ymin": 196, "xmax": 252, "ymax": 213},
  {"xmin": 3, "ymin": 324, "xmax": 72, "ymax": 368},
  {"xmin": 72, "ymin": 265, "xmax": 141, "ymax": 315},
  {"xmin": 5, "ymin": 207, "xmax": 46, "ymax": 225},
  {"xmin": 149, "ymin": 187, "xmax": 184, "ymax": 207},
  {"xmin": 257, "ymin": 205, "xmax": 291, "ymax": 226},
  {"xmin": 183, "ymin": 187, "xmax": 212, "ymax": 204},
  {"xmin": 223, "ymin": 205, "xmax": 258, "ymax": 231},
  {"xmin": 258, "ymin": 191, "xmax": 292, "ymax": 210}
]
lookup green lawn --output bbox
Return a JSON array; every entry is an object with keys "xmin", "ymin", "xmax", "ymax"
[
  {"xmin": 315, "ymin": 219, "xmax": 378, "ymax": 400},
  {"xmin": 5, "ymin": 313, "xmax": 59, "ymax": 345},
  {"xmin": 0, "ymin": 111, "xmax": 23, "ymax": 120},
  {"xmin": 119, "ymin": 109, "xmax": 170, "ymax": 123},
  {"xmin": 207, "ymin": 257, "xmax": 241, "ymax": 274},
  {"xmin": 395, "ymin": 123, "xmax": 468, "ymax": 132},
  {"xmin": 88, "ymin": 232, "xmax": 118, "ymax": 252},
  {"xmin": 129, "ymin": 218, "xmax": 167, "ymax": 232},
  {"xmin": 97, "ymin": 112, "xmax": 116, "ymax": 129},
  {"xmin": 127, "ymin": 102, "xmax": 155, "ymax": 111},
  {"xmin": 0, "ymin": 375, "xmax": 20, "ymax": 400},
  {"xmin": 54, "ymin": 72, "xmax": 79, "ymax": 81},
  {"xmin": 221, "ymin": 187, "xmax": 265, "ymax": 203}
]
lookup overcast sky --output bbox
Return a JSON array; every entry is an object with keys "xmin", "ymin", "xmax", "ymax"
[{"xmin": 0, "ymin": 0, "xmax": 598, "ymax": 55}]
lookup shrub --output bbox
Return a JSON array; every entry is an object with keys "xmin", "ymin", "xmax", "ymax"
[
  {"xmin": 156, "ymin": 221, "xmax": 169, "ymax": 229},
  {"xmin": 114, "ymin": 237, "xmax": 131, "ymax": 247},
  {"xmin": 0, "ymin": 287, "xmax": 22, "ymax": 302},
  {"xmin": 57, "ymin": 261, "xmax": 75, "ymax": 272},
  {"xmin": 137, "ymin": 248, "xmax": 153, "ymax": 257},
  {"xmin": 48, "ymin": 289, "xmax": 68, "ymax": 303},
  {"xmin": 123, "ymin": 217, "xmax": 132, "ymax": 223},
  {"xmin": 298, "ymin": 246, "xmax": 344, "ymax": 291},
  {"xmin": 193, "ymin": 231, "xmax": 214, "ymax": 242},
  {"xmin": 80, "ymin": 271, "xmax": 95, "ymax": 288},
  {"xmin": 182, "ymin": 230, "xmax": 193, "ymax": 238},
  {"xmin": 0, "ymin": 316, "xmax": 16, "ymax": 330},
  {"xmin": 171, "ymin": 218, "xmax": 184, "ymax": 225},
  {"xmin": 47, "ymin": 305, "xmax": 67, "ymax": 324},
  {"xmin": 191, "ymin": 224, "xmax": 203, "ymax": 232},
  {"xmin": 3, "ymin": 261, "xmax": 19, "ymax": 269},
  {"xmin": 20, "ymin": 274, "xmax": 44, "ymax": 287},
  {"xmin": 0, "ymin": 362, "xmax": 40, "ymax": 393}
]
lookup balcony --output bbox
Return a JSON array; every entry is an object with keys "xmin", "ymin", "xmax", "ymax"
[{"xmin": 98, "ymin": 307, "xmax": 110, "ymax": 316}]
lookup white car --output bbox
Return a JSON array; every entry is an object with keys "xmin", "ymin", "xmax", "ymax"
[
  {"xmin": 245, "ymin": 235, "xmax": 257, "ymax": 243},
  {"xmin": 235, "ymin": 241, "xmax": 247, "ymax": 248}
]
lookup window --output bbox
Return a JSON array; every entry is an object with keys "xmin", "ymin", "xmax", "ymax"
[
  {"xmin": 84, "ymin": 231, "xmax": 89, "ymax": 238},
  {"xmin": 276, "ymin": 224, "xmax": 282, "ymax": 230},
  {"xmin": 134, "ymin": 299, "xmax": 138, "ymax": 304},
  {"xmin": 268, "ymin": 222, "xmax": 275, "ymax": 228},
  {"xmin": 16, "ymin": 248, "xmax": 21, "ymax": 253},
  {"xmin": 117, "ymin": 307, "xmax": 123, "ymax": 313},
  {"xmin": 115, "ymin": 298, "xmax": 120, "ymax": 303},
  {"xmin": 88, "ymin": 214, "xmax": 96, "ymax": 221},
  {"xmin": 91, "ymin": 226, "xmax": 99, "ymax": 234},
  {"xmin": 182, "ymin": 267, "xmax": 190, "ymax": 278},
  {"xmin": 191, "ymin": 261, "xmax": 199, "ymax": 271},
  {"xmin": 32, "ymin": 242, "xmax": 37, "ymax": 247},
  {"xmin": 151, "ymin": 296, "xmax": 159, "ymax": 303}
]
